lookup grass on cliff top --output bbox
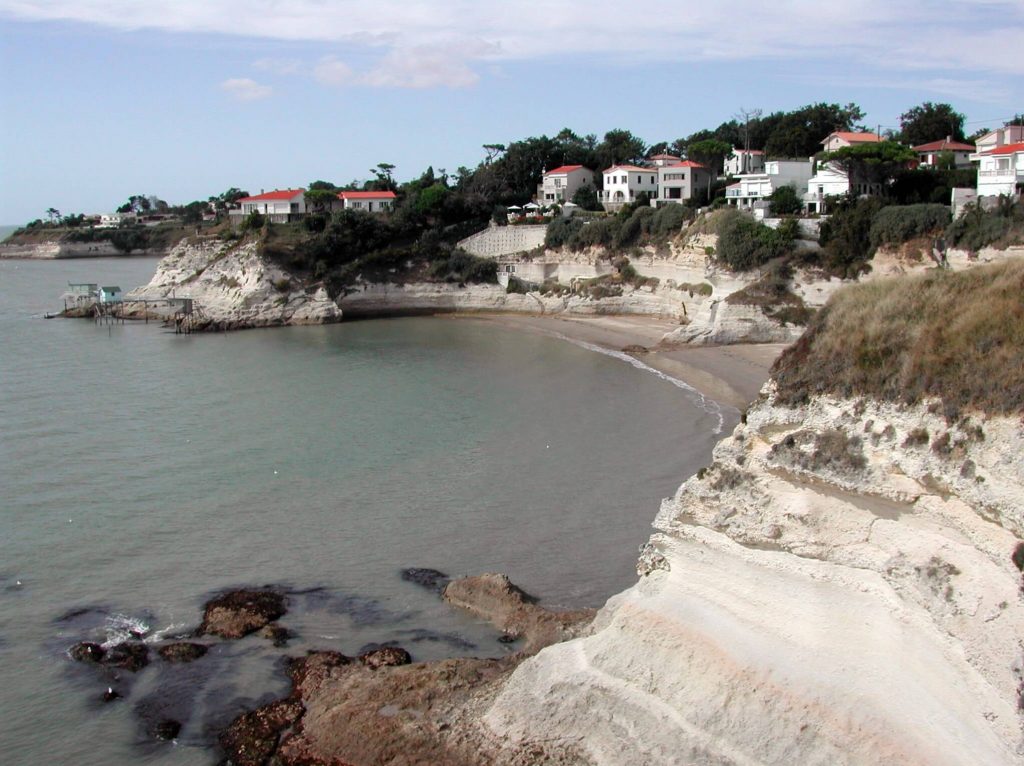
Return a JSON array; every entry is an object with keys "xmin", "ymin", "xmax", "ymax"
[{"xmin": 772, "ymin": 259, "xmax": 1024, "ymax": 417}]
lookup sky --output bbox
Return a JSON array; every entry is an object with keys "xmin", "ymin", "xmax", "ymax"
[{"xmin": 1, "ymin": 0, "xmax": 1022, "ymax": 224}]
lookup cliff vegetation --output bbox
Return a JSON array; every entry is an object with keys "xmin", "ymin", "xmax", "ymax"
[{"xmin": 773, "ymin": 259, "xmax": 1024, "ymax": 416}]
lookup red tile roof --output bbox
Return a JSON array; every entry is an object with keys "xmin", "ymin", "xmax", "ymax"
[
  {"xmin": 649, "ymin": 154, "xmax": 681, "ymax": 160},
  {"xmin": 337, "ymin": 190, "xmax": 397, "ymax": 199},
  {"xmin": 545, "ymin": 164, "xmax": 587, "ymax": 175},
  {"xmin": 990, "ymin": 142, "xmax": 1024, "ymax": 156},
  {"xmin": 238, "ymin": 189, "xmax": 305, "ymax": 202},
  {"xmin": 823, "ymin": 132, "xmax": 883, "ymax": 145},
  {"xmin": 912, "ymin": 139, "xmax": 976, "ymax": 153},
  {"xmin": 665, "ymin": 160, "xmax": 708, "ymax": 169}
]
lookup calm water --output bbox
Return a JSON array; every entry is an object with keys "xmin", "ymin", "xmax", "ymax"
[{"xmin": 0, "ymin": 257, "xmax": 735, "ymax": 765}]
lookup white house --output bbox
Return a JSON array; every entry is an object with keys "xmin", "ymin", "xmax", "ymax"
[
  {"xmin": 97, "ymin": 213, "xmax": 133, "ymax": 229},
  {"xmin": 724, "ymin": 148, "xmax": 765, "ymax": 176},
  {"xmin": 820, "ymin": 131, "xmax": 883, "ymax": 152},
  {"xmin": 538, "ymin": 165, "xmax": 596, "ymax": 205},
  {"xmin": 337, "ymin": 191, "xmax": 396, "ymax": 213},
  {"xmin": 803, "ymin": 163, "xmax": 856, "ymax": 214},
  {"xmin": 976, "ymin": 142, "xmax": 1024, "ymax": 198},
  {"xmin": 655, "ymin": 161, "xmax": 712, "ymax": 205},
  {"xmin": 602, "ymin": 165, "xmax": 658, "ymax": 211},
  {"xmin": 972, "ymin": 125, "xmax": 1024, "ymax": 158},
  {"xmin": 648, "ymin": 154, "xmax": 682, "ymax": 167},
  {"xmin": 233, "ymin": 189, "xmax": 307, "ymax": 223},
  {"xmin": 912, "ymin": 137, "xmax": 976, "ymax": 169},
  {"xmin": 725, "ymin": 160, "xmax": 813, "ymax": 208}
]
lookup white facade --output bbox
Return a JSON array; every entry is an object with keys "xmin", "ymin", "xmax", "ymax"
[
  {"xmin": 912, "ymin": 138, "xmax": 976, "ymax": 169},
  {"xmin": 99, "ymin": 286, "xmax": 123, "ymax": 304},
  {"xmin": 237, "ymin": 190, "xmax": 307, "ymax": 221},
  {"xmin": 725, "ymin": 160, "xmax": 813, "ymax": 208},
  {"xmin": 539, "ymin": 166, "xmax": 596, "ymax": 205},
  {"xmin": 803, "ymin": 164, "xmax": 854, "ymax": 213},
  {"xmin": 655, "ymin": 162, "xmax": 711, "ymax": 205},
  {"xmin": 337, "ymin": 192, "xmax": 396, "ymax": 213},
  {"xmin": 602, "ymin": 165, "xmax": 658, "ymax": 210},
  {"xmin": 976, "ymin": 144, "xmax": 1024, "ymax": 197},
  {"xmin": 724, "ymin": 149, "xmax": 765, "ymax": 176},
  {"xmin": 972, "ymin": 126, "xmax": 1024, "ymax": 158}
]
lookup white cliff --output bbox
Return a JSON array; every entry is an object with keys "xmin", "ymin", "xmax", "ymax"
[
  {"xmin": 483, "ymin": 387, "xmax": 1024, "ymax": 764},
  {"xmin": 128, "ymin": 238, "xmax": 341, "ymax": 329}
]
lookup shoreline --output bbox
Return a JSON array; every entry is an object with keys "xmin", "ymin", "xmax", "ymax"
[{"xmin": 449, "ymin": 312, "xmax": 787, "ymax": 410}]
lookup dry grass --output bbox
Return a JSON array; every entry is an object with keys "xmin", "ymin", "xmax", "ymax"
[{"xmin": 773, "ymin": 260, "xmax": 1024, "ymax": 417}]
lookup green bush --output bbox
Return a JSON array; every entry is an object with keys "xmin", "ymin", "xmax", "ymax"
[
  {"xmin": 946, "ymin": 198, "xmax": 1024, "ymax": 252},
  {"xmin": 869, "ymin": 204, "xmax": 950, "ymax": 249},
  {"xmin": 819, "ymin": 196, "xmax": 886, "ymax": 277},
  {"xmin": 715, "ymin": 210, "xmax": 794, "ymax": 271},
  {"xmin": 429, "ymin": 249, "xmax": 498, "ymax": 284},
  {"xmin": 506, "ymin": 275, "xmax": 530, "ymax": 294},
  {"xmin": 650, "ymin": 204, "xmax": 689, "ymax": 238},
  {"xmin": 544, "ymin": 216, "xmax": 584, "ymax": 249},
  {"xmin": 768, "ymin": 185, "xmax": 803, "ymax": 216}
]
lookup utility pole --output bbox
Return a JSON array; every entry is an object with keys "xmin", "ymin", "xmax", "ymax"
[{"xmin": 734, "ymin": 107, "xmax": 762, "ymax": 172}]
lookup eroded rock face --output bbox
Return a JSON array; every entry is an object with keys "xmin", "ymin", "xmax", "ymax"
[
  {"xmin": 484, "ymin": 389, "xmax": 1024, "ymax": 765},
  {"xmin": 198, "ymin": 589, "xmax": 286, "ymax": 639},
  {"xmin": 128, "ymin": 239, "xmax": 342, "ymax": 330},
  {"xmin": 218, "ymin": 699, "xmax": 304, "ymax": 766}
]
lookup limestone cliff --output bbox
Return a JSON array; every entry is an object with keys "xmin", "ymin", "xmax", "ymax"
[
  {"xmin": 129, "ymin": 238, "xmax": 341, "ymax": 329},
  {"xmin": 481, "ymin": 262, "xmax": 1024, "ymax": 764}
]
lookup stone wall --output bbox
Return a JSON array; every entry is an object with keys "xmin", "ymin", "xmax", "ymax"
[{"xmin": 458, "ymin": 224, "xmax": 548, "ymax": 258}]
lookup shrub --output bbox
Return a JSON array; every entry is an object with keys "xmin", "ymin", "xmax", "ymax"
[
  {"xmin": 241, "ymin": 211, "xmax": 265, "ymax": 232},
  {"xmin": 650, "ymin": 203, "xmax": 689, "ymax": 238},
  {"xmin": 506, "ymin": 275, "xmax": 530, "ymax": 294},
  {"xmin": 945, "ymin": 197, "xmax": 1024, "ymax": 252},
  {"xmin": 544, "ymin": 216, "xmax": 583, "ymax": 249},
  {"xmin": 715, "ymin": 210, "xmax": 794, "ymax": 271},
  {"xmin": 768, "ymin": 185, "xmax": 803, "ymax": 216},
  {"xmin": 429, "ymin": 249, "xmax": 498, "ymax": 284},
  {"xmin": 869, "ymin": 204, "xmax": 951, "ymax": 249},
  {"xmin": 818, "ymin": 196, "xmax": 886, "ymax": 277}
]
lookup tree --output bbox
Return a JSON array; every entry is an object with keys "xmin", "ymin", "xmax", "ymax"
[
  {"xmin": 482, "ymin": 144, "xmax": 506, "ymax": 163},
  {"xmin": 764, "ymin": 102, "xmax": 865, "ymax": 158},
  {"xmin": 687, "ymin": 139, "xmax": 732, "ymax": 199},
  {"xmin": 370, "ymin": 163, "xmax": 396, "ymax": 191},
  {"xmin": 571, "ymin": 185, "xmax": 602, "ymax": 211},
  {"xmin": 822, "ymin": 141, "xmax": 917, "ymax": 190},
  {"xmin": 45, "ymin": 207, "xmax": 60, "ymax": 225},
  {"xmin": 305, "ymin": 188, "xmax": 338, "ymax": 215},
  {"xmin": 595, "ymin": 129, "xmax": 646, "ymax": 170},
  {"xmin": 308, "ymin": 179, "xmax": 338, "ymax": 192},
  {"xmin": 899, "ymin": 102, "xmax": 966, "ymax": 146}
]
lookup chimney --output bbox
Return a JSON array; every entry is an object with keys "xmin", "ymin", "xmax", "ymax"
[{"xmin": 260, "ymin": 188, "xmax": 264, "ymax": 194}]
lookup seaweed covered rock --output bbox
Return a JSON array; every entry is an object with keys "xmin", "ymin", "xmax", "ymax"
[{"xmin": 198, "ymin": 589, "xmax": 286, "ymax": 639}]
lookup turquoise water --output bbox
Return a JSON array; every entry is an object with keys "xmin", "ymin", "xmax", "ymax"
[{"xmin": 0, "ymin": 257, "xmax": 734, "ymax": 764}]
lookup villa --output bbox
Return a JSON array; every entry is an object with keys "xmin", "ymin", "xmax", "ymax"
[
  {"xmin": 976, "ymin": 142, "xmax": 1024, "ymax": 198},
  {"xmin": 724, "ymin": 148, "xmax": 765, "ymax": 176},
  {"xmin": 654, "ymin": 161, "xmax": 712, "ymax": 205},
  {"xmin": 233, "ymin": 190, "xmax": 307, "ymax": 223},
  {"xmin": 537, "ymin": 165, "xmax": 596, "ymax": 205},
  {"xmin": 820, "ymin": 131, "xmax": 883, "ymax": 152},
  {"xmin": 602, "ymin": 165, "xmax": 658, "ymax": 211},
  {"xmin": 912, "ymin": 137, "xmax": 976, "ymax": 169},
  {"xmin": 337, "ymin": 190, "xmax": 396, "ymax": 213},
  {"xmin": 725, "ymin": 159, "xmax": 813, "ymax": 209}
]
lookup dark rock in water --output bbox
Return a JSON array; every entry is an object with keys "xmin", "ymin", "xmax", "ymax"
[
  {"xmin": 55, "ymin": 605, "xmax": 110, "ymax": 623},
  {"xmin": 497, "ymin": 633, "xmax": 519, "ymax": 644},
  {"xmin": 102, "ymin": 687, "xmax": 121, "ymax": 703},
  {"xmin": 198, "ymin": 589, "xmax": 286, "ymax": 639},
  {"xmin": 157, "ymin": 642, "xmax": 209, "ymax": 663},
  {"xmin": 287, "ymin": 651, "xmax": 351, "ymax": 689},
  {"xmin": 69, "ymin": 641, "xmax": 106, "ymax": 663},
  {"xmin": 152, "ymin": 719, "xmax": 181, "ymax": 741},
  {"xmin": 219, "ymin": 699, "xmax": 304, "ymax": 766},
  {"xmin": 104, "ymin": 642, "xmax": 149, "ymax": 672},
  {"xmin": 358, "ymin": 646, "xmax": 412, "ymax": 670},
  {"xmin": 401, "ymin": 567, "xmax": 450, "ymax": 593},
  {"xmin": 259, "ymin": 625, "xmax": 292, "ymax": 647}
]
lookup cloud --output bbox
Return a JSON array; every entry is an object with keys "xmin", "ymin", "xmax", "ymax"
[
  {"xmin": 220, "ymin": 77, "xmax": 273, "ymax": 101},
  {"xmin": 313, "ymin": 56, "xmax": 355, "ymax": 86},
  {"xmin": 3, "ymin": 0, "xmax": 1023, "ymax": 87}
]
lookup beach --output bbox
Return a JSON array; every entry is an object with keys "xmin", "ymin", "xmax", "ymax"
[{"xmin": 453, "ymin": 313, "xmax": 788, "ymax": 410}]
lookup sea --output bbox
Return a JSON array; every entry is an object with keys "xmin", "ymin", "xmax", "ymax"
[{"xmin": 0, "ymin": 256, "xmax": 735, "ymax": 765}]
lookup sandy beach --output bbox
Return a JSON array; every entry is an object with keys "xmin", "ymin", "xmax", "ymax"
[{"xmin": 452, "ymin": 313, "xmax": 788, "ymax": 410}]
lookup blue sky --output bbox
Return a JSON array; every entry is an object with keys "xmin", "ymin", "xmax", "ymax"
[{"xmin": 1, "ymin": 0, "xmax": 1022, "ymax": 224}]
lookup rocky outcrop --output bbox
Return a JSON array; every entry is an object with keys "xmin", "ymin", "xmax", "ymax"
[
  {"xmin": 129, "ymin": 239, "xmax": 341, "ymax": 329},
  {"xmin": 0, "ymin": 241, "xmax": 165, "ymax": 259},
  {"xmin": 197, "ymin": 589, "xmax": 287, "ymax": 639}
]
